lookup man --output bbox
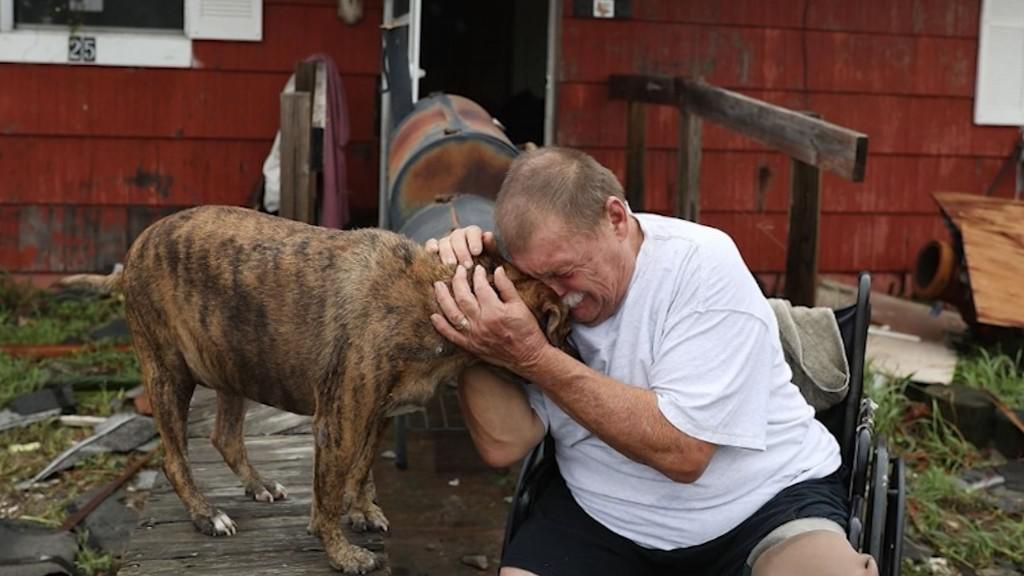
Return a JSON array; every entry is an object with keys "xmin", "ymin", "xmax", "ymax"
[{"xmin": 427, "ymin": 147, "xmax": 877, "ymax": 576}]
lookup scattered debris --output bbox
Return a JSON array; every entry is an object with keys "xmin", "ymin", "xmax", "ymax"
[
  {"xmin": 8, "ymin": 384, "xmax": 75, "ymax": 416},
  {"xmin": 448, "ymin": 478, "xmax": 460, "ymax": 487},
  {"xmin": 0, "ymin": 408, "xmax": 60, "ymax": 432},
  {"xmin": 460, "ymin": 554, "xmax": 489, "ymax": 571},
  {"xmin": 955, "ymin": 468, "xmax": 1005, "ymax": 492},
  {"xmin": 503, "ymin": 496, "xmax": 513, "ymax": 504},
  {"xmin": 68, "ymin": 487, "xmax": 139, "ymax": 557},
  {"xmin": 924, "ymin": 557, "xmax": 956, "ymax": 576},
  {"xmin": 8, "ymin": 442, "xmax": 41, "ymax": 453},
  {"xmin": 60, "ymin": 449, "xmax": 156, "ymax": 533},
  {"xmin": 88, "ymin": 317, "xmax": 130, "ymax": 342},
  {"xmin": 18, "ymin": 413, "xmax": 156, "ymax": 489},
  {"xmin": 425, "ymin": 541, "xmax": 440, "ymax": 552},
  {"xmin": 57, "ymin": 415, "xmax": 105, "ymax": 428},
  {"xmin": 868, "ymin": 329, "xmax": 958, "ymax": 385},
  {"xmin": 380, "ymin": 449, "xmax": 397, "ymax": 460},
  {"xmin": 0, "ymin": 519, "xmax": 78, "ymax": 575},
  {"xmin": 131, "ymin": 470, "xmax": 158, "ymax": 492}
]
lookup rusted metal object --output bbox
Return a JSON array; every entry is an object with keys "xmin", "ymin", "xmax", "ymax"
[
  {"xmin": 387, "ymin": 94, "xmax": 518, "ymax": 230},
  {"xmin": 912, "ymin": 239, "xmax": 967, "ymax": 305},
  {"xmin": 0, "ymin": 343, "xmax": 132, "ymax": 358}
]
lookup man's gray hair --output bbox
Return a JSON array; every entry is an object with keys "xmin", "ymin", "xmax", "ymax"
[{"xmin": 494, "ymin": 147, "xmax": 625, "ymax": 257}]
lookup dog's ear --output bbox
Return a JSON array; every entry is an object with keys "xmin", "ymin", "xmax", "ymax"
[{"xmin": 541, "ymin": 299, "xmax": 571, "ymax": 348}]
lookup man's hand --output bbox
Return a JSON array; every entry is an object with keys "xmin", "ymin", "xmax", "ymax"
[
  {"xmin": 425, "ymin": 225, "xmax": 497, "ymax": 269},
  {"xmin": 431, "ymin": 264, "xmax": 551, "ymax": 373}
]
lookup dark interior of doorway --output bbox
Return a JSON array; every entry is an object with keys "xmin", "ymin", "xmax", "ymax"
[{"xmin": 419, "ymin": 0, "xmax": 548, "ymax": 147}]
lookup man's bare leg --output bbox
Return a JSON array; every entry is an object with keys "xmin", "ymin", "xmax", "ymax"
[{"xmin": 752, "ymin": 530, "xmax": 878, "ymax": 576}]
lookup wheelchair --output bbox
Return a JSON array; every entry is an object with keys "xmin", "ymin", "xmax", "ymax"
[{"xmin": 502, "ymin": 272, "xmax": 906, "ymax": 576}]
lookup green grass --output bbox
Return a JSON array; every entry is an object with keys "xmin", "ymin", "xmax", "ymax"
[
  {"xmin": 0, "ymin": 272, "xmax": 124, "ymax": 345},
  {"xmin": 867, "ymin": 366, "xmax": 1024, "ymax": 572},
  {"xmin": 954, "ymin": 348, "xmax": 1024, "ymax": 410},
  {"xmin": 76, "ymin": 531, "xmax": 117, "ymax": 576}
]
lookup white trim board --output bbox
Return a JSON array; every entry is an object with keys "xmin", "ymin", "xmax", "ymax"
[{"xmin": 0, "ymin": 28, "xmax": 192, "ymax": 68}]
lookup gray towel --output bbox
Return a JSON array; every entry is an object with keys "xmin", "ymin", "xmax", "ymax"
[{"xmin": 768, "ymin": 299, "xmax": 850, "ymax": 411}]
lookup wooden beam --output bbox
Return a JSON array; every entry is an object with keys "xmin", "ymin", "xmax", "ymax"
[
  {"xmin": 609, "ymin": 74, "xmax": 677, "ymax": 105},
  {"xmin": 280, "ymin": 92, "xmax": 313, "ymax": 224},
  {"xmin": 676, "ymin": 77, "xmax": 867, "ymax": 182},
  {"xmin": 625, "ymin": 101, "xmax": 646, "ymax": 211},
  {"xmin": 609, "ymin": 74, "xmax": 868, "ymax": 182},
  {"xmin": 784, "ymin": 155, "xmax": 822, "ymax": 307},
  {"xmin": 677, "ymin": 109, "xmax": 702, "ymax": 222}
]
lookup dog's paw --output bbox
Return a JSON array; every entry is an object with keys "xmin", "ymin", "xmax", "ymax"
[
  {"xmin": 327, "ymin": 543, "xmax": 378, "ymax": 574},
  {"xmin": 194, "ymin": 509, "xmax": 237, "ymax": 536},
  {"xmin": 344, "ymin": 504, "xmax": 389, "ymax": 533},
  {"xmin": 248, "ymin": 481, "xmax": 288, "ymax": 503}
]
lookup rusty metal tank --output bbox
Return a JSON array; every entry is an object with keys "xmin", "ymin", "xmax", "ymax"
[{"xmin": 387, "ymin": 93, "xmax": 518, "ymax": 230}]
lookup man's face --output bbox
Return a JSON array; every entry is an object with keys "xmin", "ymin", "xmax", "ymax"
[{"xmin": 511, "ymin": 215, "xmax": 629, "ymax": 326}]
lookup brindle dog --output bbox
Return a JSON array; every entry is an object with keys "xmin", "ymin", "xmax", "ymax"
[{"xmin": 95, "ymin": 206, "xmax": 569, "ymax": 573}]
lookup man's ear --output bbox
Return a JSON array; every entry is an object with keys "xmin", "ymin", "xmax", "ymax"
[{"xmin": 606, "ymin": 197, "xmax": 630, "ymax": 240}]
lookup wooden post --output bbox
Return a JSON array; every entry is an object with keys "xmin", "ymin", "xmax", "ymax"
[
  {"xmin": 625, "ymin": 101, "xmax": 646, "ymax": 211},
  {"xmin": 677, "ymin": 108, "xmax": 702, "ymax": 222},
  {"xmin": 280, "ymin": 92, "xmax": 313, "ymax": 223},
  {"xmin": 784, "ymin": 113, "xmax": 823, "ymax": 306}
]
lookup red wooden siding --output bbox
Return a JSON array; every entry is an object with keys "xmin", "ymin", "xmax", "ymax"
[
  {"xmin": 0, "ymin": 0, "xmax": 381, "ymax": 275},
  {"xmin": 558, "ymin": 0, "xmax": 1018, "ymax": 293}
]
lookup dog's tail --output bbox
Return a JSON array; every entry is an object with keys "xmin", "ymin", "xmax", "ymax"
[{"xmin": 55, "ymin": 264, "xmax": 124, "ymax": 295}]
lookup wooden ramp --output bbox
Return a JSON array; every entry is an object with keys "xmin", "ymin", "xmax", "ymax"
[{"xmin": 121, "ymin": 393, "xmax": 387, "ymax": 575}]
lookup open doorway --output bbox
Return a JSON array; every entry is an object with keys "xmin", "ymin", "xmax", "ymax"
[{"xmin": 418, "ymin": 0, "xmax": 549, "ymax": 147}]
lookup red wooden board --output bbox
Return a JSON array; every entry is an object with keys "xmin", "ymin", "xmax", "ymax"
[
  {"xmin": 557, "ymin": 83, "xmax": 1018, "ymax": 157},
  {"xmin": 562, "ymin": 21, "xmax": 974, "ymax": 96},
  {"xmin": 0, "ymin": 66, "xmax": 377, "ymax": 141},
  {"xmin": 567, "ymin": 0, "xmax": 978, "ymax": 37}
]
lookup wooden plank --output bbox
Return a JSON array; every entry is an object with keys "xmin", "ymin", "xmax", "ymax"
[
  {"xmin": 783, "ymin": 157, "xmax": 822, "ymax": 307},
  {"xmin": 676, "ymin": 76, "xmax": 868, "ymax": 182},
  {"xmin": 608, "ymin": 75, "xmax": 868, "ymax": 181},
  {"xmin": 565, "ymin": 20, "xmax": 804, "ymax": 89},
  {"xmin": 279, "ymin": 92, "xmax": 313, "ymax": 222},
  {"xmin": 625, "ymin": 101, "xmax": 646, "ymax": 211},
  {"xmin": 606, "ymin": 0, "xmax": 978, "ymax": 37},
  {"xmin": 578, "ymin": 147, "xmax": 1012, "ymax": 216},
  {"xmin": 677, "ymin": 109, "xmax": 701, "ymax": 221},
  {"xmin": 0, "ymin": 67, "xmax": 377, "ymax": 141},
  {"xmin": 121, "ymin": 434, "xmax": 387, "ymax": 576},
  {"xmin": 933, "ymin": 192, "xmax": 1024, "ymax": 328},
  {"xmin": 805, "ymin": 0, "xmax": 978, "ymax": 38},
  {"xmin": 562, "ymin": 83, "xmax": 1020, "ymax": 157}
]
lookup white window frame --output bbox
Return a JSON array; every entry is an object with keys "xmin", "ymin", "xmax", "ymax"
[
  {"xmin": 0, "ymin": 0, "xmax": 261, "ymax": 69},
  {"xmin": 975, "ymin": 0, "xmax": 1024, "ymax": 126}
]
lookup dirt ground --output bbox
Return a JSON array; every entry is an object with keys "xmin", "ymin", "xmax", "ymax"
[{"xmin": 372, "ymin": 426, "xmax": 517, "ymax": 576}]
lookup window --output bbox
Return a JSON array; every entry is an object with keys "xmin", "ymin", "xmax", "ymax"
[
  {"xmin": 0, "ymin": 0, "xmax": 262, "ymax": 68},
  {"xmin": 975, "ymin": 0, "xmax": 1024, "ymax": 126}
]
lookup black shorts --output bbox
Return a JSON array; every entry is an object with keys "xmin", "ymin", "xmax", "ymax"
[{"xmin": 502, "ymin": 465, "xmax": 849, "ymax": 576}]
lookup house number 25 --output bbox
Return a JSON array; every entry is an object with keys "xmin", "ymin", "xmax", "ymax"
[{"xmin": 68, "ymin": 36, "xmax": 97, "ymax": 62}]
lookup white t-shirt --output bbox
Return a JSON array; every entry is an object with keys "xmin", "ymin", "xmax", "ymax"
[{"xmin": 526, "ymin": 213, "xmax": 840, "ymax": 550}]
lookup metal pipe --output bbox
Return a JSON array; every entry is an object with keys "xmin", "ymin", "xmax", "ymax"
[{"xmin": 543, "ymin": 0, "xmax": 561, "ymax": 146}]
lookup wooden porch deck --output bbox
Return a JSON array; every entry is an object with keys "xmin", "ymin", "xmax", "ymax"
[{"xmin": 119, "ymin": 390, "xmax": 388, "ymax": 575}]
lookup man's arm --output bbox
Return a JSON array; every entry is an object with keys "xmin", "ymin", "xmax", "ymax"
[
  {"xmin": 432, "ymin": 264, "xmax": 717, "ymax": 483},
  {"xmin": 456, "ymin": 366, "xmax": 546, "ymax": 468},
  {"xmin": 521, "ymin": 345, "xmax": 716, "ymax": 483}
]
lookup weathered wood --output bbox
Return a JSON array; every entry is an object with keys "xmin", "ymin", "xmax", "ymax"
[
  {"xmin": 677, "ymin": 108, "xmax": 702, "ymax": 222},
  {"xmin": 608, "ymin": 74, "xmax": 869, "ymax": 182},
  {"xmin": 784, "ymin": 156, "xmax": 822, "ymax": 307},
  {"xmin": 280, "ymin": 92, "xmax": 314, "ymax": 223},
  {"xmin": 625, "ymin": 100, "xmax": 646, "ymax": 210},
  {"xmin": 677, "ymin": 77, "xmax": 866, "ymax": 182},
  {"xmin": 121, "ymin": 434, "xmax": 387, "ymax": 576},
  {"xmin": 933, "ymin": 192, "xmax": 1024, "ymax": 328}
]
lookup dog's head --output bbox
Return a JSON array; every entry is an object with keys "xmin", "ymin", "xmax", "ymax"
[{"xmin": 474, "ymin": 254, "xmax": 573, "ymax": 350}]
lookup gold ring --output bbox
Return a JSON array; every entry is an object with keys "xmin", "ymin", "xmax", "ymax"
[{"xmin": 457, "ymin": 317, "xmax": 469, "ymax": 331}]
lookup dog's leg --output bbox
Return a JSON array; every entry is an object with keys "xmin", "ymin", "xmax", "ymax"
[
  {"xmin": 309, "ymin": 403, "xmax": 383, "ymax": 573},
  {"xmin": 140, "ymin": 347, "xmax": 237, "ymax": 537},
  {"xmin": 342, "ymin": 419, "xmax": 390, "ymax": 533},
  {"xmin": 211, "ymin": 392, "xmax": 288, "ymax": 503}
]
